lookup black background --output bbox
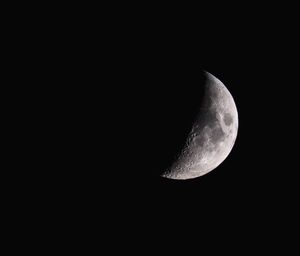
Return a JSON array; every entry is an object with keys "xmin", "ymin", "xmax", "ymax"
[
  {"xmin": 13, "ymin": 4, "xmax": 298, "ymax": 251},
  {"xmin": 59, "ymin": 18, "xmax": 295, "ymax": 245}
]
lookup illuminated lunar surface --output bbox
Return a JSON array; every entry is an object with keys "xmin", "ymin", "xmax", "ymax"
[{"xmin": 161, "ymin": 71, "xmax": 238, "ymax": 180}]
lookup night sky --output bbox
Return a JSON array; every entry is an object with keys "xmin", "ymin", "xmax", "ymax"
[
  {"xmin": 36, "ymin": 9, "xmax": 297, "ymax": 250},
  {"xmin": 62, "ymin": 26, "xmax": 290, "ymax": 212}
]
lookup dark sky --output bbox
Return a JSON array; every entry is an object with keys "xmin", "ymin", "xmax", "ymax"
[
  {"xmin": 101, "ymin": 30, "xmax": 295, "ymax": 237},
  {"xmin": 6, "ymin": 3, "xmax": 299, "ymax": 253},
  {"xmin": 66, "ymin": 35, "xmax": 282, "ymax": 227},
  {"xmin": 41, "ymin": 10, "xmax": 298, "ymax": 249},
  {"xmin": 64, "ymin": 25, "xmax": 291, "ymax": 205}
]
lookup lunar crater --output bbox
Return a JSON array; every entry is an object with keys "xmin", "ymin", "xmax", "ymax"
[
  {"xmin": 223, "ymin": 113, "xmax": 233, "ymax": 126},
  {"xmin": 210, "ymin": 126, "xmax": 225, "ymax": 143}
]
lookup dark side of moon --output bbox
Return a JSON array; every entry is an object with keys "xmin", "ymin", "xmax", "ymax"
[{"xmin": 120, "ymin": 69, "xmax": 238, "ymax": 181}]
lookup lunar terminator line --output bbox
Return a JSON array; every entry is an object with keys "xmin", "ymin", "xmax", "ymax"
[{"xmin": 161, "ymin": 71, "xmax": 238, "ymax": 180}]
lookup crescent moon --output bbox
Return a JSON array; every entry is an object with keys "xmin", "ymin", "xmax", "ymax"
[{"xmin": 161, "ymin": 71, "xmax": 238, "ymax": 180}]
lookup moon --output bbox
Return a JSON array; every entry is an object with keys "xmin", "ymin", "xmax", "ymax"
[{"xmin": 161, "ymin": 71, "xmax": 238, "ymax": 180}]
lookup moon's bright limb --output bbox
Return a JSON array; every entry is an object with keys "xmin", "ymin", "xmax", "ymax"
[{"xmin": 161, "ymin": 71, "xmax": 238, "ymax": 180}]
